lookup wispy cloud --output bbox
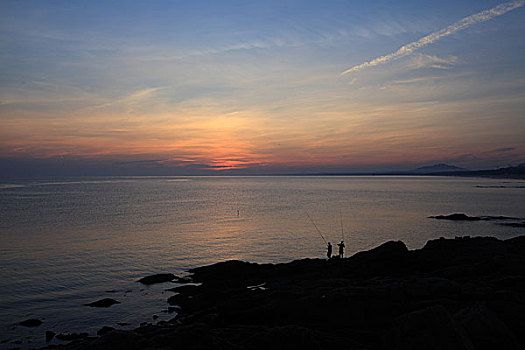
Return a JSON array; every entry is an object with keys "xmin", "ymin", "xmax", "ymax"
[
  {"xmin": 407, "ymin": 54, "xmax": 458, "ymax": 70},
  {"xmin": 341, "ymin": 0, "xmax": 525, "ymax": 75},
  {"xmin": 94, "ymin": 87, "xmax": 165, "ymax": 109}
]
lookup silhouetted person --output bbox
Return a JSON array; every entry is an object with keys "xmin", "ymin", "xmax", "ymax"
[
  {"xmin": 327, "ymin": 242, "xmax": 332, "ymax": 259},
  {"xmin": 337, "ymin": 240, "xmax": 345, "ymax": 258}
]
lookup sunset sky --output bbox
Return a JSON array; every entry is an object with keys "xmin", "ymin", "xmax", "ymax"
[{"xmin": 1, "ymin": 0, "xmax": 524, "ymax": 175}]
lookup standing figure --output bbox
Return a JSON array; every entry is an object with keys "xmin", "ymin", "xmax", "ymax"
[
  {"xmin": 337, "ymin": 240, "xmax": 345, "ymax": 258},
  {"xmin": 327, "ymin": 242, "xmax": 332, "ymax": 259}
]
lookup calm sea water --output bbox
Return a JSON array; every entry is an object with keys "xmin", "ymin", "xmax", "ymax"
[{"xmin": 1, "ymin": 176, "xmax": 524, "ymax": 348}]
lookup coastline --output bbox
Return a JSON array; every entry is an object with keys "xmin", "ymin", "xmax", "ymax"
[{"xmin": 37, "ymin": 235, "xmax": 525, "ymax": 350}]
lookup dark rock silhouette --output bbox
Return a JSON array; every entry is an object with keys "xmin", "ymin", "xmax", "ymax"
[
  {"xmin": 41, "ymin": 236, "xmax": 525, "ymax": 350},
  {"xmin": 19, "ymin": 318, "xmax": 42, "ymax": 327},
  {"xmin": 55, "ymin": 332, "xmax": 89, "ymax": 341},
  {"xmin": 84, "ymin": 298, "xmax": 120, "ymax": 308},
  {"xmin": 137, "ymin": 273, "xmax": 176, "ymax": 285},
  {"xmin": 501, "ymin": 221, "xmax": 525, "ymax": 228},
  {"xmin": 45, "ymin": 330, "xmax": 55, "ymax": 342},
  {"xmin": 430, "ymin": 214, "xmax": 523, "ymax": 226},
  {"xmin": 97, "ymin": 326, "xmax": 115, "ymax": 336},
  {"xmin": 430, "ymin": 213, "xmax": 482, "ymax": 221}
]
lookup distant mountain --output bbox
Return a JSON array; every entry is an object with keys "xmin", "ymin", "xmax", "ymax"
[
  {"xmin": 436, "ymin": 163, "xmax": 525, "ymax": 179},
  {"xmin": 412, "ymin": 163, "xmax": 467, "ymax": 174}
]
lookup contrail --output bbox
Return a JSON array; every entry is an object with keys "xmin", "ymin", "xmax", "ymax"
[{"xmin": 341, "ymin": 0, "xmax": 524, "ymax": 75}]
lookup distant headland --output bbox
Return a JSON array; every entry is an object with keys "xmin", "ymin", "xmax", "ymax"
[{"xmin": 304, "ymin": 163, "xmax": 525, "ymax": 179}]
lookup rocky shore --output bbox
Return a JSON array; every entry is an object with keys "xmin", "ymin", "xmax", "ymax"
[{"xmin": 42, "ymin": 236, "xmax": 525, "ymax": 350}]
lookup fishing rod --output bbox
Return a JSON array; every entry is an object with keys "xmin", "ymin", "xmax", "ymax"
[
  {"xmin": 340, "ymin": 209, "xmax": 344, "ymax": 241},
  {"xmin": 306, "ymin": 212, "xmax": 327, "ymax": 245}
]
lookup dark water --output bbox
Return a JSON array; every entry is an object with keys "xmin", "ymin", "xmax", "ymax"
[{"xmin": 1, "ymin": 176, "xmax": 524, "ymax": 348}]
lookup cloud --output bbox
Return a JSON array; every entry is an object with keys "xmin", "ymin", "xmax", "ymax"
[
  {"xmin": 407, "ymin": 54, "xmax": 458, "ymax": 70},
  {"xmin": 341, "ymin": 0, "xmax": 525, "ymax": 75},
  {"xmin": 94, "ymin": 87, "xmax": 165, "ymax": 109}
]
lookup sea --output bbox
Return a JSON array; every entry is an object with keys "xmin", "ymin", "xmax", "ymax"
[{"xmin": 1, "ymin": 175, "xmax": 524, "ymax": 348}]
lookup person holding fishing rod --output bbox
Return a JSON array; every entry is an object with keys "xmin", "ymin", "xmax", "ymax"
[
  {"xmin": 337, "ymin": 240, "xmax": 345, "ymax": 258},
  {"xmin": 338, "ymin": 210, "xmax": 345, "ymax": 258}
]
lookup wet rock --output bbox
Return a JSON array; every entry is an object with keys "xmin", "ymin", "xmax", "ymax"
[
  {"xmin": 97, "ymin": 326, "xmax": 115, "ymax": 336},
  {"xmin": 55, "ymin": 332, "xmax": 89, "ymax": 341},
  {"xmin": 85, "ymin": 298, "xmax": 120, "ymax": 308},
  {"xmin": 137, "ymin": 273, "xmax": 175, "ymax": 285},
  {"xmin": 166, "ymin": 306, "xmax": 179, "ymax": 313},
  {"xmin": 174, "ymin": 276, "xmax": 193, "ymax": 283},
  {"xmin": 166, "ymin": 285, "xmax": 199, "ymax": 294},
  {"xmin": 500, "ymin": 221, "xmax": 525, "ymax": 228},
  {"xmin": 19, "ymin": 318, "xmax": 42, "ymax": 327},
  {"xmin": 90, "ymin": 330, "xmax": 145, "ymax": 350},
  {"xmin": 45, "ymin": 331, "xmax": 55, "ymax": 342}
]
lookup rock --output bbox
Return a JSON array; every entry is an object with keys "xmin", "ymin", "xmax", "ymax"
[
  {"xmin": 137, "ymin": 273, "xmax": 175, "ymax": 285},
  {"xmin": 97, "ymin": 326, "xmax": 115, "ymax": 336},
  {"xmin": 117, "ymin": 322, "xmax": 130, "ymax": 326},
  {"xmin": 89, "ymin": 330, "xmax": 145, "ymax": 350},
  {"xmin": 384, "ymin": 305, "xmax": 474, "ymax": 350},
  {"xmin": 33, "ymin": 236, "xmax": 525, "ymax": 350},
  {"xmin": 19, "ymin": 318, "xmax": 42, "ymax": 327},
  {"xmin": 429, "ymin": 213, "xmax": 481, "ymax": 221},
  {"xmin": 166, "ymin": 285, "xmax": 199, "ymax": 294},
  {"xmin": 190, "ymin": 260, "xmax": 262, "ymax": 283},
  {"xmin": 174, "ymin": 276, "xmax": 193, "ymax": 283},
  {"xmin": 455, "ymin": 305, "xmax": 520, "ymax": 350},
  {"xmin": 55, "ymin": 332, "xmax": 89, "ymax": 341},
  {"xmin": 404, "ymin": 277, "xmax": 461, "ymax": 299},
  {"xmin": 45, "ymin": 331, "xmax": 55, "ymax": 342},
  {"xmin": 85, "ymin": 298, "xmax": 120, "ymax": 308},
  {"xmin": 500, "ymin": 221, "xmax": 525, "ymax": 228}
]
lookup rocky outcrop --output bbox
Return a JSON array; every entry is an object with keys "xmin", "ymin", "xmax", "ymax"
[
  {"xmin": 137, "ymin": 273, "xmax": 176, "ymax": 285},
  {"xmin": 18, "ymin": 318, "xmax": 42, "ymax": 327},
  {"xmin": 42, "ymin": 236, "xmax": 525, "ymax": 350},
  {"xmin": 84, "ymin": 298, "xmax": 120, "ymax": 308}
]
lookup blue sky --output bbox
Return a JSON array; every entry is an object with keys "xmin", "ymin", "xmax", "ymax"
[{"xmin": 1, "ymin": 0, "xmax": 524, "ymax": 175}]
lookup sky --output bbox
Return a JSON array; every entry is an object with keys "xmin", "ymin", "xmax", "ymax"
[{"xmin": 1, "ymin": 0, "xmax": 524, "ymax": 176}]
